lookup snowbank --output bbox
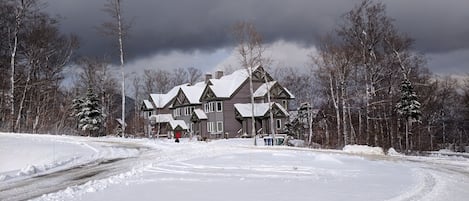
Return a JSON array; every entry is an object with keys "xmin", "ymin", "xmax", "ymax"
[
  {"xmin": 387, "ymin": 148, "xmax": 403, "ymax": 156},
  {"xmin": 343, "ymin": 145, "xmax": 384, "ymax": 155},
  {"xmin": 287, "ymin": 139, "xmax": 305, "ymax": 147},
  {"xmin": 0, "ymin": 133, "xmax": 140, "ymax": 182},
  {"xmin": 0, "ymin": 133, "xmax": 94, "ymax": 178}
]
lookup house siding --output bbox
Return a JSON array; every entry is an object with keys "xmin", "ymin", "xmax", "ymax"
[{"xmin": 222, "ymin": 80, "xmax": 251, "ymax": 138}]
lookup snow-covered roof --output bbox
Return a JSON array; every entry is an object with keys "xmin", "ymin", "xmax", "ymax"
[
  {"xmin": 284, "ymin": 88, "xmax": 295, "ymax": 99},
  {"xmin": 193, "ymin": 109, "xmax": 208, "ymax": 120},
  {"xmin": 234, "ymin": 102, "xmax": 289, "ymax": 118},
  {"xmin": 150, "ymin": 114, "xmax": 188, "ymax": 130},
  {"xmin": 142, "ymin": 99, "xmax": 154, "ymax": 110},
  {"xmin": 150, "ymin": 83, "xmax": 188, "ymax": 108},
  {"xmin": 253, "ymin": 81, "xmax": 277, "ymax": 97},
  {"xmin": 149, "ymin": 114, "xmax": 173, "ymax": 123},
  {"xmin": 253, "ymin": 81, "xmax": 295, "ymax": 99},
  {"xmin": 207, "ymin": 67, "xmax": 260, "ymax": 98},
  {"xmin": 169, "ymin": 120, "xmax": 188, "ymax": 130},
  {"xmin": 180, "ymin": 81, "xmax": 206, "ymax": 104}
]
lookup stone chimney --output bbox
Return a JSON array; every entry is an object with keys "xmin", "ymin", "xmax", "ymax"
[
  {"xmin": 205, "ymin": 73, "xmax": 212, "ymax": 83},
  {"xmin": 215, "ymin": 71, "xmax": 224, "ymax": 79}
]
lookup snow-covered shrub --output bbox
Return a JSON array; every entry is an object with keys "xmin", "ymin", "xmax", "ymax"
[{"xmin": 387, "ymin": 148, "xmax": 403, "ymax": 156}]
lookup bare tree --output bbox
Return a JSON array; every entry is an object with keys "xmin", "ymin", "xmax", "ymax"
[
  {"xmin": 187, "ymin": 67, "xmax": 202, "ymax": 85},
  {"xmin": 171, "ymin": 67, "xmax": 189, "ymax": 86},
  {"xmin": 233, "ymin": 21, "xmax": 265, "ymax": 146},
  {"xmin": 8, "ymin": 0, "xmax": 36, "ymax": 131},
  {"xmin": 310, "ymin": 0, "xmax": 431, "ymax": 150},
  {"xmin": 100, "ymin": 0, "xmax": 129, "ymax": 137}
]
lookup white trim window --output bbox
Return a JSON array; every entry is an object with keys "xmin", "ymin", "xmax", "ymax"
[
  {"xmin": 207, "ymin": 122, "xmax": 215, "ymax": 133},
  {"xmin": 217, "ymin": 121, "xmax": 223, "ymax": 132},
  {"xmin": 204, "ymin": 101, "xmax": 223, "ymax": 113},
  {"xmin": 276, "ymin": 119, "xmax": 282, "ymax": 130},
  {"xmin": 216, "ymin": 102, "xmax": 223, "ymax": 112}
]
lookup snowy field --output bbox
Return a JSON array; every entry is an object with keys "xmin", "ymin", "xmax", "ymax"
[{"xmin": 1, "ymin": 133, "xmax": 469, "ymax": 201}]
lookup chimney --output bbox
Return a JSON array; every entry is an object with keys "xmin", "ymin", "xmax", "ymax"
[
  {"xmin": 215, "ymin": 71, "xmax": 224, "ymax": 79},
  {"xmin": 205, "ymin": 73, "xmax": 212, "ymax": 84}
]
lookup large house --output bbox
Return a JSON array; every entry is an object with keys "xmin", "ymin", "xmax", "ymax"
[{"xmin": 141, "ymin": 66, "xmax": 295, "ymax": 139}]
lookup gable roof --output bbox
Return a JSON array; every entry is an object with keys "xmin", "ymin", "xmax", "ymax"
[
  {"xmin": 179, "ymin": 81, "xmax": 206, "ymax": 104},
  {"xmin": 142, "ymin": 100, "xmax": 155, "ymax": 110},
  {"xmin": 253, "ymin": 81, "xmax": 276, "ymax": 98},
  {"xmin": 150, "ymin": 83, "xmax": 188, "ymax": 108},
  {"xmin": 253, "ymin": 81, "xmax": 295, "ymax": 99},
  {"xmin": 207, "ymin": 68, "xmax": 250, "ymax": 98},
  {"xmin": 169, "ymin": 120, "xmax": 188, "ymax": 130},
  {"xmin": 234, "ymin": 102, "xmax": 289, "ymax": 118}
]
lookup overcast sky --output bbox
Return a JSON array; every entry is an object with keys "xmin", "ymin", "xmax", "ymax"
[{"xmin": 44, "ymin": 0, "xmax": 469, "ymax": 76}]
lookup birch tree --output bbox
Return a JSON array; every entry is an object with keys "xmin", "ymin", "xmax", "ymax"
[
  {"xmin": 233, "ymin": 21, "xmax": 265, "ymax": 146},
  {"xmin": 101, "ymin": 0, "xmax": 129, "ymax": 137},
  {"xmin": 312, "ymin": 0, "xmax": 430, "ymax": 149},
  {"xmin": 8, "ymin": 0, "xmax": 35, "ymax": 131}
]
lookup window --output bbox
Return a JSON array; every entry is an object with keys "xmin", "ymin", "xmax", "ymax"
[
  {"xmin": 282, "ymin": 100, "xmax": 288, "ymax": 110},
  {"xmin": 207, "ymin": 122, "xmax": 215, "ymax": 133},
  {"xmin": 148, "ymin": 111, "xmax": 152, "ymax": 117},
  {"xmin": 204, "ymin": 103, "xmax": 209, "ymax": 113},
  {"xmin": 204, "ymin": 101, "xmax": 223, "ymax": 113},
  {"xmin": 276, "ymin": 119, "xmax": 282, "ymax": 130},
  {"xmin": 209, "ymin": 102, "xmax": 214, "ymax": 112},
  {"xmin": 216, "ymin": 102, "xmax": 223, "ymax": 112},
  {"xmin": 217, "ymin": 121, "xmax": 223, "ymax": 132}
]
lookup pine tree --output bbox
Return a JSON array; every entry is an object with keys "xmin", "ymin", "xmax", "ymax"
[
  {"xmin": 73, "ymin": 88, "xmax": 105, "ymax": 136},
  {"xmin": 72, "ymin": 97, "xmax": 84, "ymax": 131},
  {"xmin": 396, "ymin": 79, "xmax": 421, "ymax": 151}
]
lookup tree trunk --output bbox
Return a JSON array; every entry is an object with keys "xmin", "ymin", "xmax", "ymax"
[
  {"xmin": 264, "ymin": 71, "xmax": 276, "ymax": 146},
  {"xmin": 15, "ymin": 66, "xmax": 33, "ymax": 132},
  {"xmin": 249, "ymin": 69, "xmax": 256, "ymax": 146},
  {"xmin": 405, "ymin": 119, "xmax": 409, "ymax": 152},
  {"xmin": 329, "ymin": 72, "xmax": 341, "ymax": 148},
  {"xmin": 9, "ymin": 1, "xmax": 26, "ymax": 132},
  {"xmin": 115, "ymin": 0, "xmax": 126, "ymax": 138},
  {"xmin": 348, "ymin": 104, "xmax": 356, "ymax": 144},
  {"xmin": 341, "ymin": 79, "xmax": 348, "ymax": 145}
]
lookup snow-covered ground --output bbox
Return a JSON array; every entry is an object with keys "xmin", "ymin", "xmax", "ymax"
[{"xmin": 1, "ymin": 133, "xmax": 469, "ymax": 201}]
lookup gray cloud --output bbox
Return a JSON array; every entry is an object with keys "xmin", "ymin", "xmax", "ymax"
[{"xmin": 45, "ymin": 0, "xmax": 469, "ymax": 74}]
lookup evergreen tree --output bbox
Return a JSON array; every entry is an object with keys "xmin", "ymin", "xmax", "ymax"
[
  {"xmin": 396, "ymin": 79, "xmax": 421, "ymax": 151},
  {"xmin": 72, "ymin": 97, "xmax": 84, "ymax": 131},
  {"xmin": 73, "ymin": 88, "xmax": 105, "ymax": 136}
]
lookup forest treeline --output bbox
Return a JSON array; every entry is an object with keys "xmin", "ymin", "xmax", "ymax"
[{"xmin": 0, "ymin": 0, "xmax": 468, "ymax": 151}]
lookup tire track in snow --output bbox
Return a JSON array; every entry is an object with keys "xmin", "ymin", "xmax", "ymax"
[
  {"xmin": 385, "ymin": 168, "xmax": 437, "ymax": 201},
  {"xmin": 0, "ymin": 140, "xmax": 149, "ymax": 201},
  {"xmin": 0, "ymin": 157, "xmax": 134, "ymax": 201}
]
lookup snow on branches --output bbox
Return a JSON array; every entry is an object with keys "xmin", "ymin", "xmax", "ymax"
[{"xmin": 72, "ymin": 88, "xmax": 105, "ymax": 136}]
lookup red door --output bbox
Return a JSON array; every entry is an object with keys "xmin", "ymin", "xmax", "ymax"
[{"xmin": 175, "ymin": 131, "xmax": 181, "ymax": 139}]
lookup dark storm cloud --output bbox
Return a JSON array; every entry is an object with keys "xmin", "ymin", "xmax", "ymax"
[
  {"xmin": 44, "ymin": 0, "xmax": 356, "ymax": 58},
  {"xmin": 45, "ymin": 0, "xmax": 469, "ymax": 73}
]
